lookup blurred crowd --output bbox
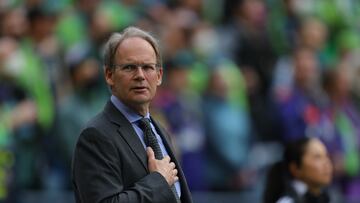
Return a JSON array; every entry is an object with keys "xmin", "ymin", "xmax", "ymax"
[{"xmin": 1, "ymin": 0, "xmax": 360, "ymax": 202}]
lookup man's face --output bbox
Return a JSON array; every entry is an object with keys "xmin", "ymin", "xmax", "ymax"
[{"xmin": 105, "ymin": 37, "xmax": 162, "ymax": 113}]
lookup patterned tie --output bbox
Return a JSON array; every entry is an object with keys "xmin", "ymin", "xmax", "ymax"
[{"xmin": 138, "ymin": 118, "xmax": 181, "ymax": 203}]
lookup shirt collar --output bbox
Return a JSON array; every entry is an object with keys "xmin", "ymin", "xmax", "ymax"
[
  {"xmin": 292, "ymin": 179, "xmax": 308, "ymax": 196},
  {"xmin": 110, "ymin": 95, "xmax": 150, "ymax": 123}
]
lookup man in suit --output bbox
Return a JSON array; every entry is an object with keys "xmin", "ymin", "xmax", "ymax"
[{"xmin": 72, "ymin": 26, "xmax": 193, "ymax": 203}]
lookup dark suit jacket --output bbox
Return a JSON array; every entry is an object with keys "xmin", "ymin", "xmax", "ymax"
[{"xmin": 72, "ymin": 101, "xmax": 193, "ymax": 203}]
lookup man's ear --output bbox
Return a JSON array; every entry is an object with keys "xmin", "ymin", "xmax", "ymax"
[
  {"xmin": 104, "ymin": 67, "xmax": 114, "ymax": 87},
  {"xmin": 157, "ymin": 68, "xmax": 163, "ymax": 86}
]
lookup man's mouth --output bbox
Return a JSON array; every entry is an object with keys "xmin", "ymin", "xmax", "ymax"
[{"xmin": 131, "ymin": 86, "xmax": 148, "ymax": 92}]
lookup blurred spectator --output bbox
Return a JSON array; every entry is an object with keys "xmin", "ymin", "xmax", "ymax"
[
  {"xmin": 299, "ymin": 18, "xmax": 328, "ymax": 50},
  {"xmin": 268, "ymin": 0, "xmax": 301, "ymax": 55},
  {"xmin": 234, "ymin": 0, "xmax": 276, "ymax": 96},
  {"xmin": 0, "ymin": 37, "xmax": 41, "ymax": 202},
  {"xmin": 202, "ymin": 63, "xmax": 253, "ymax": 191},
  {"xmin": 55, "ymin": 45, "xmax": 108, "ymax": 188},
  {"xmin": 27, "ymin": 6, "xmax": 66, "ymax": 101},
  {"xmin": 322, "ymin": 65, "xmax": 360, "ymax": 202},
  {"xmin": 276, "ymin": 47, "xmax": 326, "ymax": 142},
  {"xmin": 1, "ymin": 8, "xmax": 28, "ymax": 39},
  {"xmin": 19, "ymin": 6, "xmax": 56, "ymax": 129},
  {"xmin": 272, "ymin": 17, "xmax": 328, "ymax": 103},
  {"xmin": 232, "ymin": 0, "xmax": 280, "ymax": 142},
  {"xmin": 264, "ymin": 137, "xmax": 334, "ymax": 203}
]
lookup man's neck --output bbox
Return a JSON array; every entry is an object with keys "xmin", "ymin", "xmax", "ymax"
[
  {"xmin": 130, "ymin": 104, "xmax": 149, "ymax": 117},
  {"xmin": 112, "ymin": 95, "xmax": 149, "ymax": 117}
]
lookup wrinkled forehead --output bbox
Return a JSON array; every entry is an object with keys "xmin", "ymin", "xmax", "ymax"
[{"xmin": 115, "ymin": 37, "xmax": 157, "ymax": 63}]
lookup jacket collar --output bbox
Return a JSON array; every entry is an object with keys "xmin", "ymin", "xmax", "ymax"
[{"xmin": 103, "ymin": 101, "xmax": 148, "ymax": 171}]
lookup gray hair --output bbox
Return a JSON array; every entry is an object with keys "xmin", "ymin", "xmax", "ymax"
[{"xmin": 103, "ymin": 26, "xmax": 162, "ymax": 70}]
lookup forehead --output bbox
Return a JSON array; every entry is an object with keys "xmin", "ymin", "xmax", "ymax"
[
  {"xmin": 116, "ymin": 37, "xmax": 156, "ymax": 62},
  {"xmin": 304, "ymin": 139, "xmax": 326, "ymax": 156}
]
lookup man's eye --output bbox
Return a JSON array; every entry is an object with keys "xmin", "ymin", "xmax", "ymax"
[
  {"xmin": 142, "ymin": 64, "xmax": 155, "ymax": 71},
  {"xmin": 122, "ymin": 64, "xmax": 137, "ymax": 71}
]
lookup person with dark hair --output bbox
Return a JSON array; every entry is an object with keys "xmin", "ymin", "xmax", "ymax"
[{"xmin": 264, "ymin": 137, "xmax": 333, "ymax": 203}]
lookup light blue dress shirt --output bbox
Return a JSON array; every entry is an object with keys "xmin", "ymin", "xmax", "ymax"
[{"xmin": 110, "ymin": 95, "xmax": 181, "ymax": 197}]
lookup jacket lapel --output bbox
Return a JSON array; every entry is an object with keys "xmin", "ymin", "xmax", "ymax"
[
  {"xmin": 104, "ymin": 101, "xmax": 148, "ymax": 171},
  {"xmin": 117, "ymin": 126, "xmax": 148, "ymax": 171}
]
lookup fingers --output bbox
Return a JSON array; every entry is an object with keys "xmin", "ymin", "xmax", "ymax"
[
  {"xmin": 172, "ymin": 168, "xmax": 179, "ymax": 184},
  {"xmin": 146, "ymin": 147, "xmax": 155, "ymax": 160},
  {"xmin": 169, "ymin": 162, "xmax": 175, "ymax": 169},
  {"xmin": 163, "ymin": 155, "xmax": 170, "ymax": 162},
  {"xmin": 146, "ymin": 150, "xmax": 179, "ymax": 185},
  {"xmin": 173, "ymin": 168, "xmax": 178, "ymax": 177},
  {"xmin": 168, "ymin": 169, "xmax": 179, "ymax": 186},
  {"xmin": 169, "ymin": 167, "xmax": 178, "ymax": 185}
]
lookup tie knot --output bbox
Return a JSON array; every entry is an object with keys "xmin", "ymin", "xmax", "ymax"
[{"xmin": 138, "ymin": 118, "xmax": 151, "ymax": 131}]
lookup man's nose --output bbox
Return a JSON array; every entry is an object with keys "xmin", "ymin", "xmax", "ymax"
[{"xmin": 133, "ymin": 66, "xmax": 145, "ymax": 79}]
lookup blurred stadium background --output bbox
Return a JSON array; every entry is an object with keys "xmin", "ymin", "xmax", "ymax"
[{"xmin": 0, "ymin": 0, "xmax": 360, "ymax": 202}]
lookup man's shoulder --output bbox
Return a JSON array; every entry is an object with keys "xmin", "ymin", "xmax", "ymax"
[
  {"xmin": 85, "ymin": 111, "xmax": 108, "ymax": 128},
  {"xmin": 80, "ymin": 111, "xmax": 113, "ymax": 138},
  {"xmin": 82, "ymin": 101, "xmax": 118, "ymax": 130}
]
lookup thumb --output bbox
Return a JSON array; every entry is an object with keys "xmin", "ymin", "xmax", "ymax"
[{"xmin": 146, "ymin": 147, "xmax": 155, "ymax": 160}]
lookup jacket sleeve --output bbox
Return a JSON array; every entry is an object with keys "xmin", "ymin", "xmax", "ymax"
[{"xmin": 72, "ymin": 127, "xmax": 176, "ymax": 203}]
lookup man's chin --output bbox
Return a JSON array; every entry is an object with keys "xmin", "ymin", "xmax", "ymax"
[{"xmin": 130, "ymin": 96, "xmax": 152, "ymax": 105}]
